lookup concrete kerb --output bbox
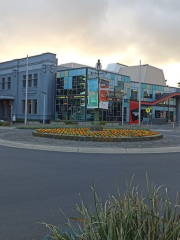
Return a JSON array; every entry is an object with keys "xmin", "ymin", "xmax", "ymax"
[
  {"xmin": 0, "ymin": 139, "xmax": 180, "ymax": 154},
  {"xmin": 32, "ymin": 131, "xmax": 163, "ymax": 142}
]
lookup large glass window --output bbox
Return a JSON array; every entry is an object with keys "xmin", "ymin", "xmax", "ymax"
[
  {"xmin": 155, "ymin": 110, "xmax": 173, "ymax": 122},
  {"xmin": 72, "ymin": 75, "xmax": 86, "ymax": 94},
  {"xmin": 55, "ymin": 98, "xmax": 85, "ymax": 121},
  {"xmin": 56, "ymin": 74, "xmax": 86, "ymax": 96},
  {"xmin": 23, "ymin": 74, "xmax": 35, "ymax": 88}
]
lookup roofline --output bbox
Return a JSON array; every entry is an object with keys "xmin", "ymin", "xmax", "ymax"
[
  {"xmin": 0, "ymin": 52, "xmax": 57, "ymax": 65},
  {"xmin": 57, "ymin": 66, "xmax": 131, "ymax": 78},
  {"xmin": 117, "ymin": 63, "xmax": 128, "ymax": 67},
  {"xmin": 131, "ymin": 81, "xmax": 175, "ymax": 89}
]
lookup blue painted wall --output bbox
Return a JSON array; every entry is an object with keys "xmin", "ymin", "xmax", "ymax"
[{"xmin": 0, "ymin": 53, "xmax": 57, "ymax": 122}]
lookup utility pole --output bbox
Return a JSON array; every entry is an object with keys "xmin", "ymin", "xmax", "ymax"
[
  {"xmin": 25, "ymin": 55, "xmax": 28, "ymax": 124},
  {"xmin": 138, "ymin": 60, "xmax": 141, "ymax": 125}
]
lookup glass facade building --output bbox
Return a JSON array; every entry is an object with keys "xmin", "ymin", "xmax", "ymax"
[
  {"xmin": 56, "ymin": 67, "xmax": 180, "ymax": 123},
  {"xmin": 56, "ymin": 67, "xmax": 130, "ymax": 122}
]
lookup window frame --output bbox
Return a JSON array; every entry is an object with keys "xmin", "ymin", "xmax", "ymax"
[{"xmin": 2, "ymin": 78, "xmax": 5, "ymax": 90}]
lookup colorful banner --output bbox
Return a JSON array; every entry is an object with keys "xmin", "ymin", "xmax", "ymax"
[
  {"xmin": 87, "ymin": 79, "xmax": 98, "ymax": 109},
  {"xmin": 99, "ymin": 80, "xmax": 109, "ymax": 109}
]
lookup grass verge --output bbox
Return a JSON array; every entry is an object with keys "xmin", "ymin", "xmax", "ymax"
[{"xmin": 17, "ymin": 124, "xmax": 150, "ymax": 131}]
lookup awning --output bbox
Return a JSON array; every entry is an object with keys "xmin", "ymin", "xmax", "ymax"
[{"xmin": 0, "ymin": 96, "xmax": 15, "ymax": 100}]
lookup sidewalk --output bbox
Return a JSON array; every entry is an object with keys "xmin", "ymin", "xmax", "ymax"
[{"xmin": 0, "ymin": 125, "xmax": 180, "ymax": 154}]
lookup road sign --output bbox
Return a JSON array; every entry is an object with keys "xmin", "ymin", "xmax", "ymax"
[{"xmin": 146, "ymin": 108, "xmax": 151, "ymax": 113}]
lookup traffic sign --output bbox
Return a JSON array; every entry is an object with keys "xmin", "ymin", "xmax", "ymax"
[{"xmin": 146, "ymin": 108, "xmax": 151, "ymax": 113}]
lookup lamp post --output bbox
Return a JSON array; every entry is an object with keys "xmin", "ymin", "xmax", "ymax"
[
  {"xmin": 24, "ymin": 55, "xmax": 28, "ymax": 124},
  {"xmin": 122, "ymin": 93, "xmax": 127, "ymax": 127},
  {"xmin": 94, "ymin": 59, "xmax": 102, "ymax": 126},
  {"xmin": 138, "ymin": 60, "xmax": 141, "ymax": 125},
  {"xmin": 41, "ymin": 91, "xmax": 47, "ymax": 124}
]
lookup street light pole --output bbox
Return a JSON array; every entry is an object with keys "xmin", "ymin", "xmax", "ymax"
[
  {"xmin": 122, "ymin": 93, "xmax": 127, "ymax": 127},
  {"xmin": 41, "ymin": 91, "xmax": 47, "ymax": 124},
  {"xmin": 25, "ymin": 55, "xmax": 28, "ymax": 125},
  {"xmin": 138, "ymin": 60, "xmax": 141, "ymax": 125},
  {"xmin": 94, "ymin": 59, "xmax": 102, "ymax": 126}
]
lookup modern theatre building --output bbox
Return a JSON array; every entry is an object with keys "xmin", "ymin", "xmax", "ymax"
[
  {"xmin": 56, "ymin": 62, "xmax": 180, "ymax": 124},
  {"xmin": 0, "ymin": 53, "xmax": 180, "ymax": 124}
]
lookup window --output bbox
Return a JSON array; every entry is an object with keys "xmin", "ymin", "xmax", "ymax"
[
  {"xmin": 130, "ymin": 89, "xmax": 138, "ymax": 100},
  {"xmin": 28, "ymin": 74, "xmax": 32, "ymax": 87},
  {"xmin": 22, "ymin": 100, "xmax": 25, "ymax": 114},
  {"xmin": 72, "ymin": 75, "xmax": 86, "ymax": 95},
  {"xmin": 144, "ymin": 89, "xmax": 152, "ymax": 99},
  {"xmin": 23, "ymin": 75, "xmax": 26, "ymax": 88},
  {"xmin": 33, "ymin": 100, "xmax": 37, "ymax": 114},
  {"xmin": 28, "ymin": 100, "xmax": 31, "ymax": 114},
  {"xmin": 155, "ymin": 92, "xmax": 161, "ymax": 99},
  {"xmin": 8, "ymin": 77, "xmax": 11, "ymax": 89},
  {"xmin": 2, "ymin": 78, "xmax": 5, "ymax": 89},
  {"xmin": 34, "ymin": 74, "xmax": 38, "ymax": 87}
]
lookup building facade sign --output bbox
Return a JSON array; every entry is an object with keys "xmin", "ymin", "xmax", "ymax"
[
  {"xmin": 87, "ymin": 79, "xmax": 98, "ymax": 109},
  {"xmin": 99, "ymin": 79, "xmax": 109, "ymax": 109}
]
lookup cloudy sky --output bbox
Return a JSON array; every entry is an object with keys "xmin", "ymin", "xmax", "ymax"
[{"xmin": 0, "ymin": 0, "xmax": 180, "ymax": 86}]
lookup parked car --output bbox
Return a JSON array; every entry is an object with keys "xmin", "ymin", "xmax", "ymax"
[{"xmin": 0, "ymin": 119, "xmax": 5, "ymax": 122}]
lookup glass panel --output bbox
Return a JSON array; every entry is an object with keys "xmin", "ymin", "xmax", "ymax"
[
  {"xmin": 8, "ymin": 77, "xmax": 11, "ymax": 89},
  {"xmin": 130, "ymin": 89, "xmax": 138, "ymax": 100},
  {"xmin": 2, "ymin": 78, "xmax": 5, "ymax": 89},
  {"xmin": 28, "ymin": 80, "xmax": 32, "ymax": 87},
  {"xmin": 33, "ymin": 100, "xmax": 37, "ymax": 114},
  {"xmin": 28, "ymin": 100, "xmax": 31, "ymax": 114},
  {"xmin": 34, "ymin": 74, "xmax": 38, "ymax": 87}
]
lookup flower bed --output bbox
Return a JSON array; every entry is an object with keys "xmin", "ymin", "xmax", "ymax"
[{"xmin": 36, "ymin": 128, "xmax": 159, "ymax": 138}]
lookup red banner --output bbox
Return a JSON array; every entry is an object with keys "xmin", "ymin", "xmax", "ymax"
[{"xmin": 99, "ymin": 80, "xmax": 109, "ymax": 109}]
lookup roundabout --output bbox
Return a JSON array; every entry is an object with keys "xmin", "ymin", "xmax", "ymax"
[{"xmin": 32, "ymin": 128, "xmax": 163, "ymax": 142}]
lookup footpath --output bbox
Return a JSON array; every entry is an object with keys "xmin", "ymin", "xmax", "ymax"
[{"xmin": 0, "ymin": 124, "xmax": 180, "ymax": 154}]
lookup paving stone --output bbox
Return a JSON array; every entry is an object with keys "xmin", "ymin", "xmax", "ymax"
[{"xmin": 0, "ymin": 127, "xmax": 180, "ymax": 149}]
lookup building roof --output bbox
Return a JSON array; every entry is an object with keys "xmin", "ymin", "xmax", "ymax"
[{"xmin": 119, "ymin": 64, "xmax": 166, "ymax": 86}]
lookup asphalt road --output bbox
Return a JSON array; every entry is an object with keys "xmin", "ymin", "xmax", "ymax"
[{"xmin": 0, "ymin": 146, "xmax": 180, "ymax": 240}]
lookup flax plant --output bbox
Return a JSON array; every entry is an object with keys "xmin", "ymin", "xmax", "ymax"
[{"xmin": 44, "ymin": 177, "xmax": 180, "ymax": 240}]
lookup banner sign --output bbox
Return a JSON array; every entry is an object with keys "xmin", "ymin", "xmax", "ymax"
[
  {"xmin": 87, "ymin": 79, "xmax": 98, "ymax": 108},
  {"xmin": 99, "ymin": 79, "xmax": 109, "ymax": 109}
]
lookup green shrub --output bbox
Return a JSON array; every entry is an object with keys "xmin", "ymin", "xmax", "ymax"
[
  {"xmin": 0, "ymin": 121, "xmax": 11, "ymax": 127},
  {"xmin": 44, "ymin": 177, "xmax": 180, "ymax": 240},
  {"xmin": 51, "ymin": 120, "xmax": 78, "ymax": 125},
  {"xmin": 3, "ymin": 121, "xmax": 11, "ymax": 126}
]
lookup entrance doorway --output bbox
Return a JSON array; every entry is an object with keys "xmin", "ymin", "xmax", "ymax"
[{"xmin": 0, "ymin": 100, "xmax": 12, "ymax": 121}]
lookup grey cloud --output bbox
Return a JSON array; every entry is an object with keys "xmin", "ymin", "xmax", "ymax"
[{"xmin": 0, "ymin": 0, "xmax": 180, "ymax": 67}]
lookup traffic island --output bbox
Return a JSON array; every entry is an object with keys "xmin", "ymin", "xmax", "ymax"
[{"xmin": 32, "ymin": 128, "xmax": 163, "ymax": 142}]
